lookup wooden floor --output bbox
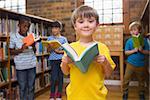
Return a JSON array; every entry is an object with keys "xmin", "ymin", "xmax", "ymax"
[{"xmin": 36, "ymin": 85, "xmax": 149, "ymax": 100}]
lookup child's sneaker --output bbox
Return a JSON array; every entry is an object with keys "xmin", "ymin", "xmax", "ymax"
[
  {"xmin": 139, "ymin": 92, "xmax": 145, "ymax": 100},
  {"xmin": 123, "ymin": 92, "xmax": 128, "ymax": 100},
  {"xmin": 49, "ymin": 98, "xmax": 55, "ymax": 100},
  {"xmin": 56, "ymin": 98, "xmax": 62, "ymax": 100},
  {"xmin": 50, "ymin": 93, "xmax": 55, "ymax": 100}
]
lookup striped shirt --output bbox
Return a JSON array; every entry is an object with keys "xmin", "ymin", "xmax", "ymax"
[
  {"xmin": 47, "ymin": 36, "xmax": 68, "ymax": 60},
  {"xmin": 9, "ymin": 33, "xmax": 37, "ymax": 70}
]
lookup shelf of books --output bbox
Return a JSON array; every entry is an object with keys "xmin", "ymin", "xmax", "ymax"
[
  {"xmin": 0, "ymin": 8, "xmax": 53, "ymax": 99},
  {"xmin": 93, "ymin": 25, "xmax": 124, "ymax": 91}
]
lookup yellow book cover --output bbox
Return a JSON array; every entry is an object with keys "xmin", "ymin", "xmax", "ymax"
[{"xmin": 41, "ymin": 40, "xmax": 61, "ymax": 49}]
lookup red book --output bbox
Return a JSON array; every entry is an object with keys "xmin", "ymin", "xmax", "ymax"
[{"xmin": 22, "ymin": 34, "xmax": 41, "ymax": 46}]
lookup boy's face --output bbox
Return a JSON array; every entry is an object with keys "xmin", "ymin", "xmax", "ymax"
[
  {"xmin": 18, "ymin": 21, "xmax": 30, "ymax": 36},
  {"xmin": 74, "ymin": 17, "xmax": 98, "ymax": 38},
  {"xmin": 52, "ymin": 27, "xmax": 61, "ymax": 36},
  {"xmin": 130, "ymin": 26, "xmax": 139, "ymax": 36}
]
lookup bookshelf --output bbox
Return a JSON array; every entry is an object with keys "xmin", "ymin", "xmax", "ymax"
[
  {"xmin": 93, "ymin": 25, "xmax": 124, "ymax": 91},
  {"xmin": 0, "ymin": 8, "xmax": 53, "ymax": 99}
]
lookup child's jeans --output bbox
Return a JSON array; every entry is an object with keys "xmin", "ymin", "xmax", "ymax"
[
  {"xmin": 16, "ymin": 67, "xmax": 36, "ymax": 100},
  {"xmin": 123, "ymin": 63, "xmax": 145, "ymax": 93},
  {"xmin": 50, "ymin": 60, "xmax": 63, "ymax": 98}
]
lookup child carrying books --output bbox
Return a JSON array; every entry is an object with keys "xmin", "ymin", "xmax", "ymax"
[
  {"xmin": 9, "ymin": 16, "xmax": 37, "ymax": 100},
  {"xmin": 47, "ymin": 21, "xmax": 68, "ymax": 100},
  {"xmin": 123, "ymin": 21, "xmax": 149, "ymax": 100},
  {"xmin": 60, "ymin": 5, "xmax": 116, "ymax": 100}
]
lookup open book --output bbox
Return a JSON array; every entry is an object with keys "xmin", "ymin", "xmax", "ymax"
[
  {"xmin": 132, "ymin": 34, "xmax": 144, "ymax": 48},
  {"xmin": 42, "ymin": 40, "xmax": 61, "ymax": 49},
  {"xmin": 22, "ymin": 33, "xmax": 41, "ymax": 46},
  {"xmin": 42, "ymin": 40, "xmax": 99, "ymax": 73}
]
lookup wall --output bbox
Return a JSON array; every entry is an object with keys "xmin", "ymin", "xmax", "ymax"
[
  {"xmin": 123, "ymin": 0, "xmax": 148, "ymax": 34},
  {"xmin": 26, "ymin": 0, "xmax": 77, "ymax": 42},
  {"xmin": 26, "ymin": 0, "xmax": 148, "ymax": 37}
]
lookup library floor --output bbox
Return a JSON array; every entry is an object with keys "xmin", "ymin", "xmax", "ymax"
[{"xmin": 36, "ymin": 85, "xmax": 149, "ymax": 100}]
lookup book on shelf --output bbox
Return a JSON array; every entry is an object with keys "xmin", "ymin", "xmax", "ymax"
[
  {"xmin": 42, "ymin": 40, "xmax": 99, "ymax": 73},
  {"xmin": 132, "ymin": 34, "xmax": 144, "ymax": 48},
  {"xmin": 22, "ymin": 33, "xmax": 41, "ymax": 46}
]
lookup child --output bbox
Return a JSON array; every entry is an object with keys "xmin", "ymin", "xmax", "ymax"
[
  {"xmin": 9, "ymin": 16, "xmax": 37, "ymax": 100},
  {"xmin": 60, "ymin": 5, "xmax": 116, "ymax": 100},
  {"xmin": 123, "ymin": 21, "xmax": 149, "ymax": 100},
  {"xmin": 47, "ymin": 21, "xmax": 68, "ymax": 100}
]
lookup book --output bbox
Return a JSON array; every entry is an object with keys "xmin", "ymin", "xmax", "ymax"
[
  {"xmin": 41, "ymin": 40, "xmax": 61, "ymax": 49},
  {"xmin": 132, "ymin": 34, "xmax": 144, "ymax": 48},
  {"xmin": 42, "ymin": 40, "xmax": 99, "ymax": 73},
  {"xmin": 22, "ymin": 33, "xmax": 41, "ymax": 46}
]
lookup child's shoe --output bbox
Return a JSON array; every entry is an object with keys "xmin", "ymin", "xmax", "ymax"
[
  {"xmin": 123, "ymin": 92, "xmax": 128, "ymax": 100},
  {"xmin": 50, "ymin": 93, "xmax": 55, "ymax": 100},
  {"xmin": 56, "ymin": 92, "xmax": 62, "ymax": 100},
  {"xmin": 139, "ymin": 92, "xmax": 145, "ymax": 100},
  {"xmin": 56, "ymin": 98, "xmax": 62, "ymax": 100},
  {"xmin": 49, "ymin": 98, "xmax": 55, "ymax": 100}
]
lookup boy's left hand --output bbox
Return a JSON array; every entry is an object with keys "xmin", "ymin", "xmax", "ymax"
[{"xmin": 95, "ymin": 54, "xmax": 107, "ymax": 65}]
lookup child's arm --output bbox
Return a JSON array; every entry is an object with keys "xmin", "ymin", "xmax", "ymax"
[
  {"xmin": 54, "ymin": 49, "xmax": 64, "ymax": 54},
  {"xmin": 125, "ymin": 48, "xmax": 138, "ymax": 55},
  {"xmin": 60, "ymin": 56, "xmax": 72, "ymax": 75},
  {"xmin": 138, "ymin": 48, "xmax": 150, "ymax": 55},
  {"xmin": 95, "ymin": 54, "xmax": 113, "ymax": 78},
  {"xmin": 10, "ymin": 43, "xmax": 28, "ymax": 55}
]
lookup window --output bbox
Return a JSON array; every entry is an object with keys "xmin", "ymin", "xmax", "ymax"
[
  {"xmin": 84, "ymin": 0, "xmax": 123, "ymax": 24},
  {"xmin": 0, "ymin": 0, "xmax": 26, "ymax": 14}
]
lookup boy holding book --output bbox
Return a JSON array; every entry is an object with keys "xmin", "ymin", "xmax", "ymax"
[
  {"xmin": 9, "ymin": 16, "xmax": 37, "ymax": 100},
  {"xmin": 47, "ymin": 21, "xmax": 68, "ymax": 100},
  {"xmin": 123, "ymin": 21, "xmax": 149, "ymax": 100},
  {"xmin": 60, "ymin": 5, "xmax": 115, "ymax": 100}
]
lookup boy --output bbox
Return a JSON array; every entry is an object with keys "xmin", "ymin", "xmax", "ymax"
[
  {"xmin": 123, "ymin": 21, "xmax": 149, "ymax": 100},
  {"xmin": 60, "ymin": 5, "xmax": 116, "ymax": 100},
  {"xmin": 47, "ymin": 21, "xmax": 68, "ymax": 100},
  {"xmin": 9, "ymin": 16, "xmax": 37, "ymax": 100}
]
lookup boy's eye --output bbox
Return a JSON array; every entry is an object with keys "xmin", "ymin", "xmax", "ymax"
[
  {"xmin": 88, "ymin": 20, "xmax": 94, "ymax": 23},
  {"xmin": 78, "ymin": 20, "xmax": 84, "ymax": 23}
]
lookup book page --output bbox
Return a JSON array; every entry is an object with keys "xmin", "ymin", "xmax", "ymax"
[{"xmin": 62, "ymin": 43, "xmax": 78, "ymax": 61}]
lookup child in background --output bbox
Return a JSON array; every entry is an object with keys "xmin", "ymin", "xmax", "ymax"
[
  {"xmin": 9, "ymin": 16, "xmax": 37, "ymax": 100},
  {"xmin": 123, "ymin": 21, "xmax": 149, "ymax": 100},
  {"xmin": 60, "ymin": 5, "xmax": 116, "ymax": 100},
  {"xmin": 47, "ymin": 21, "xmax": 68, "ymax": 100}
]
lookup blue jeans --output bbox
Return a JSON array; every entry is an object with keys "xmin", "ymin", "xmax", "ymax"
[
  {"xmin": 49, "ymin": 60, "xmax": 63, "ymax": 97},
  {"xmin": 16, "ymin": 67, "xmax": 36, "ymax": 100}
]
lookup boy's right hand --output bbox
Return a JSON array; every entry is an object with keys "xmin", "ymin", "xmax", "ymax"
[
  {"xmin": 62, "ymin": 56, "xmax": 73, "ymax": 64},
  {"xmin": 133, "ymin": 48, "xmax": 138, "ymax": 53},
  {"xmin": 21, "ymin": 43, "xmax": 28, "ymax": 51}
]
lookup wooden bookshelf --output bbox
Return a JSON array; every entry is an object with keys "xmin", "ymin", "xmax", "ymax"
[{"xmin": 0, "ymin": 8, "xmax": 53, "ymax": 99}]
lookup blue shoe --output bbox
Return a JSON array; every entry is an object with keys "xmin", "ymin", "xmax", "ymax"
[
  {"xmin": 123, "ymin": 92, "xmax": 128, "ymax": 100},
  {"xmin": 139, "ymin": 93, "xmax": 145, "ymax": 100}
]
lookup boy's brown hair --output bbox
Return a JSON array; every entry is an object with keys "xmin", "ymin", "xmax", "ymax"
[
  {"xmin": 129, "ymin": 21, "xmax": 142, "ymax": 32},
  {"xmin": 71, "ymin": 5, "xmax": 99, "ymax": 26}
]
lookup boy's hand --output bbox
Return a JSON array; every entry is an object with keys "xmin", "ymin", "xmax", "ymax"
[
  {"xmin": 138, "ymin": 47, "xmax": 143, "ymax": 52},
  {"xmin": 133, "ymin": 48, "xmax": 138, "ymax": 53},
  {"xmin": 62, "ymin": 56, "xmax": 73, "ymax": 64},
  {"xmin": 95, "ymin": 54, "xmax": 107, "ymax": 65},
  {"xmin": 21, "ymin": 43, "xmax": 28, "ymax": 50}
]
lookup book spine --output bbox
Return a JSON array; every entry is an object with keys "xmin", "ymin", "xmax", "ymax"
[{"xmin": 75, "ymin": 61, "xmax": 87, "ymax": 73}]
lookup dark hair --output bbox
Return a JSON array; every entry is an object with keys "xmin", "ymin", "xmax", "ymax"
[
  {"xmin": 51, "ymin": 21, "xmax": 62, "ymax": 29},
  {"xmin": 19, "ymin": 16, "xmax": 31, "ymax": 24}
]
